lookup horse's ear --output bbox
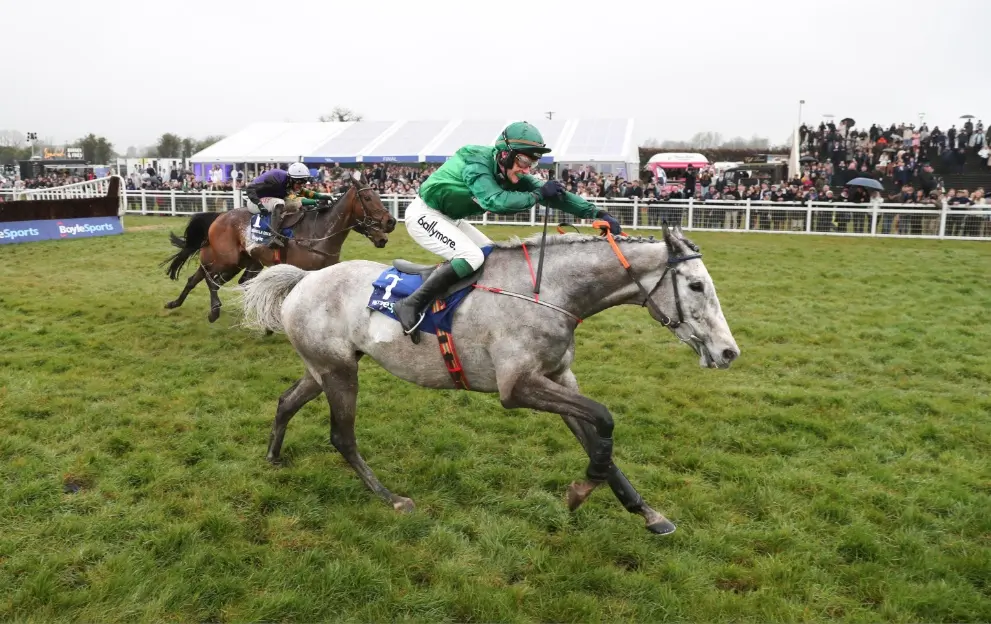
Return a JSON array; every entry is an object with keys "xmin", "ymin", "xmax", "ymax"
[
  {"xmin": 673, "ymin": 224, "xmax": 684, "ymax": 237},
  {"xmin": 351, "ymin": 171, "xmax": 361, "ymax": 184},
  {"xmin": 661, "ymin": 222, "xmax": 675, "ymax": 247}
]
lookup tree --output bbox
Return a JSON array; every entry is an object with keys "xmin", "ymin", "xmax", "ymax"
[
  {"xmin": 181, "ymin": 137, "xmax": 196, "ymax": 159},
  {"xmin": 194, "ymin": 135, "xmax": 224, "ymax": 154},
  {"xmin": 0, "ymin": 130, "xmax": 26, "ymax": 148},
  {"xmin": 647, "ymin": 131, "xmax": 773, "ymax": 151},
  {"xmin": 72, "ymin": 133, "xmax": 115, "ymax": 164},
  {"xmin": 319, "ymin": 106, "xmax": 364, "ymax": 122},
  {"xmin": 156, "ymin": 133, "xmax": 183, "ymax": 158}
]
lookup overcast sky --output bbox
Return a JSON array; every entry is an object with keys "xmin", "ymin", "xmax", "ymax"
[{"xmin": 2, "ymin": 0, "xmax": 987, "ymax": 150}]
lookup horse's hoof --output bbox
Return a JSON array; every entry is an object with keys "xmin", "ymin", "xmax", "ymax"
[
  {"xmin": 646, "ymin": 518, "xmax": 677, "ymax": 535},
  {"xmin": 164, "ymin": 301, "xmax": 179, "ymax": 309},
  {"xmin": 264, "ymin": 329, "xmax": 274, "ymax": 336},
  {"xmin": 208, "ymin": 310, "xmax": 220, "ymax": 323},
  {"xmin": 566, "ymin": 480, "xmax": 599, "ymax": 511},
  {"xmin": 392, "ymin": 497, "xmax": 415, "ymax": 513}
]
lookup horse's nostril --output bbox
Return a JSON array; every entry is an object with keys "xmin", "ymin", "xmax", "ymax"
[{"xmin": 722, "ymin": 348, "xmax": 739, "ymax": 362}]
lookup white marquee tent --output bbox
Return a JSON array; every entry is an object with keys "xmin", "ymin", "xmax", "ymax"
[{"xmin": 190, "ymin": 118, "xmax": 639, "ymax": 179}]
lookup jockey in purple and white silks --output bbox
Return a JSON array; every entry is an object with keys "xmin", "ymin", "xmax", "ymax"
[{"xmin": 244, "ymin": 163, "xmax": 335, "ymax": 248}]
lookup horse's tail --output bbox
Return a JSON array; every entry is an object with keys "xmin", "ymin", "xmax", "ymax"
[
  {"xmin": 160, "ymin": 212, "xmax": 221, "ymax": 280},
  {"xmin": 237, "ymin": 265, "xmax": 307, "ymax": 334}
]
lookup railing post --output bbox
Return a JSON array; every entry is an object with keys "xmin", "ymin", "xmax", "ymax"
[
  {"xmin": 170, "ymin": 189, "xmax": 176, "ymax": 216},
  {"xmin": 201, "ymin": 190, "xmax": 207, "ymax": 213},
  {"xmin": 870, "ymin": 202, "xmax": 879, "ymax": 236},
  {"xmin": 938, "ymin": 203, "xmax": 948, "ymax": 239},
  {"xmin": 530, "ymin": 204, "xmax": 536, "ymax": 226},
  {"xmin": 391, "ymin": 196, "xmax": 399, "ymax": 221},
  {"xmin": 806, "ymin": 200, "xmax": 813, "ymax": 233},
  {"xmin": 687, "ymin": 197, "xmax": 694, "ymax": 229},
  {"xmin": 745, "ymin": 199, "xmax": 751, "ymax": 231},
  {"xmin": 140, "ymin": 189, "xmax": 147, "ymax": 215},
  {"xmin": 631, "ymin": 197, "xmax": 638, "ymax": 229},
  {"xmin": 482, "ymin": 211, "xmax": 488, "ymax": 226}
]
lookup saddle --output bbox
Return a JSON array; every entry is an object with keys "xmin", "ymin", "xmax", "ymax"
[
  {"xmin": 281, "ymin": 210, "xmax": 306, "ymax": 231},
  {"xmin": 391, "ymin": 259, "xmax": 485, "ymax": 297}
]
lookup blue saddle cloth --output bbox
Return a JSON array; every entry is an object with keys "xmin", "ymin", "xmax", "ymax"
[
  {"xmin": 367, "ymin": 246, "xmax": 493, "ymax": 335},
  {"xmin": 249, "ymin": 213, "xmax": 294, "ymax": 245}
]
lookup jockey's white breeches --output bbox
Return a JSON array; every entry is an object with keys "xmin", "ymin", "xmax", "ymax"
[
  {"xmin": 404, "ymin": 197, "xmax": 493, "ymax": 271},
  {"xmin": 247, "ymin": 197, "xmax": 284, "ymax": 215}
]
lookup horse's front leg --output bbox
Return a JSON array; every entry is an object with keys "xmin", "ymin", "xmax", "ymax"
[
  {"xmin": 321, "ymin": 366, "xmax": 414, "ymax": 513},
  {"xmin": 503, "ymin": 371, "xmax": 675, "ymax": 535},
  {"xmin": 550, "ymin": 369, "xmax": 676, "ymax": 535}
]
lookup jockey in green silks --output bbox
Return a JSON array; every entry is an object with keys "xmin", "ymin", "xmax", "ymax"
[{"xmin": 393, "ymin": 120, "xmax": 623, "ymax": 340}]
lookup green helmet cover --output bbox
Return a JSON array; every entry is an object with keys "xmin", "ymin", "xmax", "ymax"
[{"xmin": 495, "ymin": 121, "xmax": 551, "ymax": 155}]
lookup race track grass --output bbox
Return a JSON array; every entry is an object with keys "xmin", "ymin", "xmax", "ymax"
[{"xmin": 1, "ymin": 216, "xmax": 990, "ymax": 622}]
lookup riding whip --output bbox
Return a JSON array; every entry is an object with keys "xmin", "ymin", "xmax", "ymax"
[{"xmin": 532, "ymin": 201, "xmax": 551, "ymax": 296}]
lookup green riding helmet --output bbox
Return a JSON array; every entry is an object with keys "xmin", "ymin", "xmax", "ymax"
[{"xmin": 495, "ymin": 121, "xmax": 553, "ymax": 155}]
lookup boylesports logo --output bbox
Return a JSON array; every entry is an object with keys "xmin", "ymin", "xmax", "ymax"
[
  {"xmin": 417, "ymin": 215, "xmax": 457, "ymax": 249},
  {"xmin": 57, "ymin": 222, "xmax": 116, "ymax": 238},
  {"xmin": 0, "ymin": 226, "xmax": 41, "ymax": 241}
]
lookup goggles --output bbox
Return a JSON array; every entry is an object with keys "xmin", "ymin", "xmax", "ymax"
[{"xmin": 514, "ymin": 152, "xmax": 541, "ymax": 170}]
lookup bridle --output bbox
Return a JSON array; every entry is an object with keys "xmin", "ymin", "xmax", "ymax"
[
  {"xmin": 592, "ymin": 220, "xmax": 702, "ymax": 330},
  {"xmin": 349, "ymin": 180, "xmax": 390, "ymax": 235}
]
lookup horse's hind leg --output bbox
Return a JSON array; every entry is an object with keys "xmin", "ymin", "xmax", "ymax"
[
  {"xmin": 165, "ymin": 266, "xmax": 206, "ymax": 309},
  {"xmin": 205, "ymin": 267, "xmax": 240, "ymax": 323},
  {"xmin": 238, "ymin": 260, "xmax": 262, "ymax": 285},
  {"xmin": 268, "ymin": 373, "xmax": 323, "ymax": 463},
  {"xmin": 321, "ymin": 365, "xmax": 415, "ymax": 513}
]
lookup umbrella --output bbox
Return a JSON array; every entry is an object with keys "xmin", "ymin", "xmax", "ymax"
[
  {"xmin": 841, "ymin": 117, "xmax": 855, "ymax": 127},
  {"xmin": 799, "ymin": 155, "xmax": 818, "ymax": 163},
  {"xmin": 960, "ymin": 114, "xmax": 975, "ymax": 119},
  {"xmin": 846, "ymin": 177, "xmax": 884, "ymax": 192}
]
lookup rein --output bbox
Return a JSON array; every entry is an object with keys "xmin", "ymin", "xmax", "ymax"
[
  {"xmin": 472, "ymin": 221, "xmax": 702, "ymax": 329},
  {"xmin": 473, "ymin": 240, "xmax": 583, "ymax": 324},
  {"xmin": 280, "ymin": 186, "xmax": 384, "ymax": 246}
]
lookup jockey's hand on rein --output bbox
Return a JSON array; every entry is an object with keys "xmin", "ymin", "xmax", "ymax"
[
  {"xmin": 539, "ymin": 180, "xmax": 565, "ymax": 199},
  {"xmin": 596, "ymin": 210, "xmax": 624, "ymax": 235}
]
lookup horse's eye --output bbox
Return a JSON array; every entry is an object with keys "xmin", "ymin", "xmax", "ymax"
[{"xmin": 689, "ymin": 282, "xmax": 704, "ymax": 293}]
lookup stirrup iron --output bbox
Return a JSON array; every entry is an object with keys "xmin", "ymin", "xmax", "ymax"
[{"xmin": 403, "ymin": 311, "xmax": 426, "ymax": 335}]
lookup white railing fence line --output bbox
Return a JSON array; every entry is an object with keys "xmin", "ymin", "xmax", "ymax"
[{"xmin": 2, "ymin": 187, "xmax": 988, "ymax": 241}]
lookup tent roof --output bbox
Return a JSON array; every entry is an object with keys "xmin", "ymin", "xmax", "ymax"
[{"xmin": 190, "ymin": 119, "xmax": 637, "ymax": 165}]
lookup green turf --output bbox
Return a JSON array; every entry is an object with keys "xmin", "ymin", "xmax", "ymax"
[{"xmin": 1, "ymin": 216, "xmax": 989, "ymax": 622}]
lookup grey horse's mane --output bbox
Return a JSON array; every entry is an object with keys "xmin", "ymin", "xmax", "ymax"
[
  {"xmin": 492, "ymin": 231, "xmax": 700, "ymax": 252},
  {"xmin": 493, "ymin": 232, "xmax": 661, "ymax": 249}
]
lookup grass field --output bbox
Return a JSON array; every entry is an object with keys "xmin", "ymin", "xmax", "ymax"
[{"xmin": 1, "ymin": 215, "xmax": 990, "ymax": 623}]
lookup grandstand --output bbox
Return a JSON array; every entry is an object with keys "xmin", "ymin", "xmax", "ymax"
[{"xmin": 189, "ymin": 119, "xmax": 638, "ymax": 181}]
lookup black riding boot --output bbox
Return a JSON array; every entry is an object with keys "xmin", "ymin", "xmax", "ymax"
[
  {"xmin": 393, "ymin": 261, "xmax": 462, "ymax": 344},
  {"xmin": 268, "ymin": 205, "xmax": 285, "ymax": 249}
]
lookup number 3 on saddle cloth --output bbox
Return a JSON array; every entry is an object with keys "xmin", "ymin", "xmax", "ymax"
[
  {"xmin": 249, "ymin": 213, "xmax": 294, "ymax": 245},
  {"xmin": 367, "ymin": 246, "xmax": 494, "ymax": 390}
]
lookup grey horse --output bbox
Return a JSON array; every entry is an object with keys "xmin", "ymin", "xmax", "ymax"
[{"xmin": 238, "ymin": 224, "xmax": 740, "ymax": 534}]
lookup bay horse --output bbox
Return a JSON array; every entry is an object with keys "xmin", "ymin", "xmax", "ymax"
[
  {"xmin": 162, "ymin": 173, "xmax": 396, "ymax": 323},
  {"xmin": 237, "ymin": 222, "xmax": 740, "ymax": 534}
]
